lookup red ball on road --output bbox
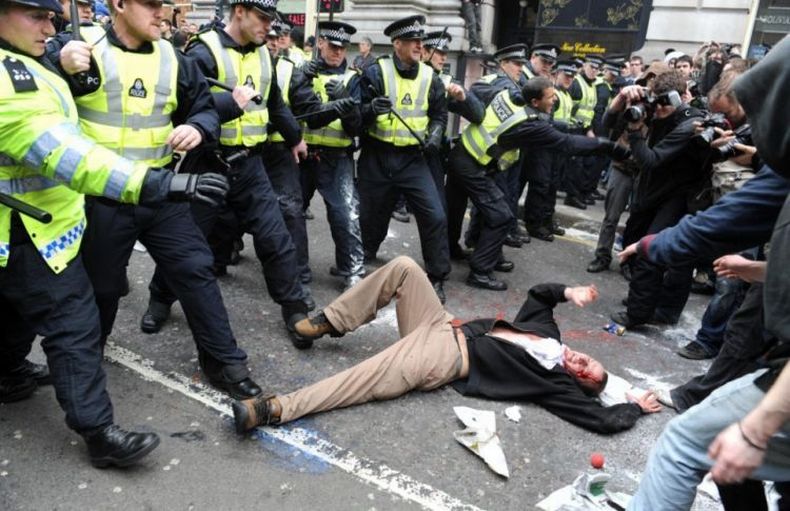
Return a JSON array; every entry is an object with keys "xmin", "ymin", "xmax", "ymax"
[{"xmin": 590, "ymin": 452, "xmax": 605, "ymax": 469}]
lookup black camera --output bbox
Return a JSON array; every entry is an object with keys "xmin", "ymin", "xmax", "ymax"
[
  {"xmin": 623, "ymin": 88, "xmax": 682, "ymax": 122},
  {"xmin": 715, "ymin": 123, "xmax": 752, "ymax": 160},
  {"xmin": 693, "ymin": 112, "xmax": 731, "ymax": 146}
]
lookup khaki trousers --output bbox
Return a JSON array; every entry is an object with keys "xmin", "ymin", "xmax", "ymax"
[{"xmin": 278, "ymin": 256, "xmax": 468, "ymax": 423}]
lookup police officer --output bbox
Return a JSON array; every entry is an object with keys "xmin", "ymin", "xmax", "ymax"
[
  {"xmin": 53, "ymin": 0, "xmax": 262, "ymax": 399},
  {"xmin": 450, "ymin": 76, "xmax": 630, "ymax": 290},
  {"xmin": 420, "ymin": 31, "xmax": 485, "ymax": 262},
  {"xmin": 264, "ymin": 19, "xmax": 353, "ymax": 286},
  {"xmin": 564, "ymin": 55, "xmax": 601, "ymax": 209},
  {"xmin": 463, "ymin": 44, "xmax": 529, "ymax": 251},
  {"xmin": 298, "ymin": 21, "xmax": 366, "ymax": 290},
  {"xmin": 359, "ymin": 15, "xmax": 450, "ymax": 302},
  {"xmin": 585, "ymin": 57, "xmax": 621, "ymax": 202},
  {"xmin": 52, "ymin": 0, "xmax": 93, "ymax": 32},
  {"xmin": 522, "ymin": 42, "xmax": 558, "ymax": 79},
  {"xmin": 0, "ymin": 0, "xmax": 226, "ymax": 464},
  {"xmin": 148, "ymin": 0, "xmax": 316, "ymax": 349}
]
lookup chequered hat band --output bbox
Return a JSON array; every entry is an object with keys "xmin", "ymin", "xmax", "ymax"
[
  {"xmin": 320, "ymin": 29, "xmax": 352, "ymax": 43},
  {"xmin": 389, "ymin": 22, "xmax": 423, "ymax": 39}
]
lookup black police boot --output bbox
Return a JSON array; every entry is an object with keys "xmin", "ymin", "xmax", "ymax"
[
  {"xmin": 529, "ymin": 226, "xmax": 554, "ymax": 242},
  {"xmin": 584, "ymin": 195, "xmax": 596, "ymax": 205},
  {"xmin": 0, "ymin": 375, "xmax": 37, "ymax": 404},
  {"xmin": 502, "ymin": 233, "xmax": 523, "ymax": 248},
  {"xmin": 564, "ymin": 196, "xmax": 587, "ymax": 210},
  {"xmin": 198, "ymin": 350, "xmax": 262, "ymax": 399},
  {"xmin": 304, "ymin": 289, "xmax": 316, "ymax": 312},
  {"xmin": 494, "ymin": 259, "xmax": 515, "ymax": 272},
  {"xmin": 610, "ymin": 311, "xmax": 645, "ymax": 329},
  {"xmin": 551, "ymin": 222, "xmax": 566, "ymax": 236},
  {"xmin": 83, "ymin": 424, "xmax": 160, "ymax": 468},
  {"xmin": 430, "ymin": 279, "xmax": 446, "ymax": 304},
  {"xmin": 140, "ymin": 300, "xmax": 171, "ymax": 334},
  {"xmin": 466, "ymin": 271, "xmax": 508, "ymax": 291},
  {"xmin": 7, "ymin": 359, "xmax": 51, "ymax": 385},
  {"xmin": 586, "ymin": 258, "xmax": 610, "ymax": 273}
]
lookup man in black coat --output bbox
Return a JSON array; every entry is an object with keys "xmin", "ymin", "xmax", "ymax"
[{"xmin": 231, "ymin": 256, "xmax": 661, "ymax": 434}]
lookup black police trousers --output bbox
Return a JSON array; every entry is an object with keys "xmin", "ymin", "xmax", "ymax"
[
  {"xmin": 81, "ymin": 199, "xmax": 248, "ymax": 371},
  {"xmin": 446, "ymin": 146, "xmax": 513, "ymax": 274},
  {"xmin": 262, "ymin": 142, "xmax": 310, "ymax": 283},
  {"xmin": 625, "ymin": 195, "xmax": 694, "ymax": 322},
  {"xmin": 523, "ymin": 149, "xmax": 559, "ymax": 229},
  {"xmin": 358, "ymin": 142, "xmax": 450, "ymax": 280},
  {"xmin": 0, "ymin": 242, "xmax": 113, "ymax": 433},
  {"xmin": 300, "ymin": 147, "xmax": 365, "ymax": 278},
  {"xmin": 149, "ymin": 153, "xmax": 307, "ymax": 319}
]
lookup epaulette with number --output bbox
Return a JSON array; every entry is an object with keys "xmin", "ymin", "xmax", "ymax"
[{"xmin": 1, "ymin": 55, "xmax": 38, "ymax": 93}]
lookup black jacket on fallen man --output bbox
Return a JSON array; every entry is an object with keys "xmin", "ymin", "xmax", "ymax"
[{"xmin": 452, "ymin": 283, "xmax": 643, "ymax": 434}]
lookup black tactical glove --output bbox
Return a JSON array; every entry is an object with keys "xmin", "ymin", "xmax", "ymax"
[
  {"xmin": 599, "ymin": 138, "xmax": 632, "ymax": 161},
  {"xmin": 168, "ymin": 173, "xmax": 229, "ymax": 207},
  {"xmin": 326, "ymin": 79, "xmax": 350, "ymax": 101},
  {"xmin": 423, "ymin": 125, "xmax": 444, "ymax": 154},
  {"xmin": 302, "ymin": 60, "xmax": 321, "ymax": 80},
  {"xmin": 371, "ymin": 96, "xmax": 392, "ymax": 115},
  {"xmin": 330, "ymin": 97, "xmax": 358, "ymax": 118}
]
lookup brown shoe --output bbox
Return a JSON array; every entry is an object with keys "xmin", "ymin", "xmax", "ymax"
[
  {"xmin": 293, "ymin": 311, "xmax": 342, "ymax": 342},
  {"xmin": 232, "ymin": 395, "xmax": 278, "ymax": 433}
]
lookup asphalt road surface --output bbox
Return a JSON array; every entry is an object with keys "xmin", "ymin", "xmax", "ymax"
[{"xmin": 1, "ymin": 196, "xmax": 724, "ymax": 510}]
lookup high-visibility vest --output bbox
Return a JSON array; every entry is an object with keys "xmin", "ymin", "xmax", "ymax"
[
  {"xmin": 554, "ymin": 88, "xmax": 573, "ymax": 122},
  {"xmin": 479, "ymin": 73, "xmax": 498, "ymax": 85},
  {"xmin": 303, "ymin": 69, "xmax": 356, "ymax": 148},
  {"xmin": 460, "ymin": 88, "xmax": 536, "ymax": 171},
  {"xmin": 75, "ymin": 36, "xmax": 178, "ymax": 167},
  {"xmin": 0, "ymin": 46, "xmax": 149, "ymax": 273},
  {"xmin": 573, "ymin": 74, "xmax": 596, "ymax": 128},
  {"xmin": 268, "ymin": 56, "xmax": 294, "ymax": 144},
  {"xmin": 368, "ymin": 57, "xmax": 432, "ymax": 147},
  {"xmin": 287, "ymin": 46, "xmax": 307, "ymax": 68},
  {"xmin": 200, "ymin": 30, "xmax": 272, "ymax": 147}
]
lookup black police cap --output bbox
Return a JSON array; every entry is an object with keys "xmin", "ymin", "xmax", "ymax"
[
  {"xmin": 318, "ymin": 21, "xmax": 356, "ymax": 47},
  {"xmin": 494, "ymin": 43, "xmax": 528, "ymax": 63},
  {"xmin": 384, "ymin": 15, "xmax": 425, "ymax": 41},
  {"xmin": 423, "ymin": 30, "xmax": 452, "ymax": 53},
  {"xmin": 531, "ymin": 43, "xmax": 560, "ymax": 62},
  {"xmin": 2, "ymin": 0, "xmax": 63, "ymax": 14}
]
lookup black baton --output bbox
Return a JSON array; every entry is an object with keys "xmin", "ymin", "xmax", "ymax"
[{"xmin": 205, "ymin": 77, "xmax": 263, "ymax": 105}]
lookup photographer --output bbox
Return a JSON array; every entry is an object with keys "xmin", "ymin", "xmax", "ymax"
[
  {"xmin": 610, "ymin": 70, "xmax": 710, "ymax": 329},
  {"xmin": 586, "ymin": 62, "xmax": 670, "ymax": 274}
]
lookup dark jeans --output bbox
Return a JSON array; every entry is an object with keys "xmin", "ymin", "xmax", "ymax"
[
  {"xmin": 358, "ymin": 143, "xmax": 450, "ymax": 280},
  {"xmin": 594, "ymin": 166, "xmax": 634, "ymax": 263},
  {"xmin": 82, "ymin": 200, "xmax": 248, "ymax": 370},
  {"xmin": 626, "ymin": 195, "xmax": 693, "ymax": 322},
  {"xmin": 300, "ymin": 148, "xmax": 364, "ymax": 277},
  {"xmin": 447, "ymin": 146, "xmax": 513, "ymax": 273},
  {"xmin": 692, "ymin": 275, "xmax": 750, "ymax": 356},
  {"xmin": 671, "ymin": 283, "xmax": 769, "ymax": 411},
  {"xmin": 0, "ymin": 244, "xmax": 113, "ymax": 433}
]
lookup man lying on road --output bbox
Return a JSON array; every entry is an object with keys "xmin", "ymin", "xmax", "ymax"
[{"xmin": 232, "ymin": 256, "xmax": 662, "ymax": 433}]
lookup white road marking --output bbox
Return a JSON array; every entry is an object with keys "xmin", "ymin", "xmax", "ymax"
[{"xmin": 105, "ymin": 343, "xmax": 483, "ymax": 511}]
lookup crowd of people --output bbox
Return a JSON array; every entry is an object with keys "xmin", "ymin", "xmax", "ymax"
[{"xmin": 1, "ymin": 0, "xmax": 789, "ymax": 508}]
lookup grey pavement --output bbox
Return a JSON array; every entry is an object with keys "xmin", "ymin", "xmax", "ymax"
[{"xmin": 1, "ymin": 192, "xmax": 723, "ymax": 510}]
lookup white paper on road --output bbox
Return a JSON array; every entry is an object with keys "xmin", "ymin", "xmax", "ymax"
[
  {"xmin": 536, "ymin": 472, "xmax": 631, "ymax": 511},
  {"xmin": 504, "ymin": 405, "xmax": 521, "ymax": 423},
  {"xmin": 453, "ymin": 406, "xmax": 509, "ymax": 478}
]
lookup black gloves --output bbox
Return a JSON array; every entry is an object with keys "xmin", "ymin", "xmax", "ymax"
[
  {"xmin": 302, "ymin": 60, "xmax": 321, "ymax": 80},
  {"xmin": 371, "ymin": 96, "xmax": 392, "ymax": 115},
  {"xmin": 326, "ymin": 79, "xmax": 350, "ymax": 101},
  {"xmin": 599, "ymin": 138, "xmax": 632, "ymax": 161},
  {"xmin": 424, "ymin": 125, "xmax": 444, "ymax": 153},
  {"xmin": 168, "ymin": 173, "xmax": 229, "ymax": 207},
  {"xmin": 330, "ymin": 97, "xmax": 358, "ymax": 118}
]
